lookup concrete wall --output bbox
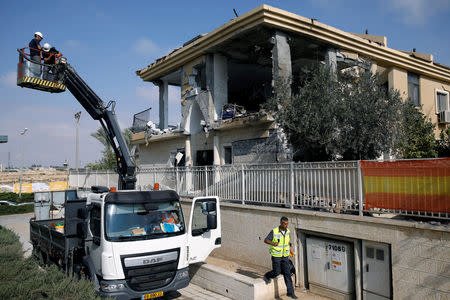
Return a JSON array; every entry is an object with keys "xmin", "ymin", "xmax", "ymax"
[
  {"xmin": 388, "ymin": 66, "xmax": 408, "ymax": 98},
  {"xmin": 139, "ymin": 137, "xmax": 186, "ymax": 166},
  {"xmin": 387, "ymin": 66, "xmax": 450, "ymax": 137},
  {"xmin": 181, "ymin": 199, "xmax": 450, "ymax": 300},
  {"xmin": 420, "ymin": 75, "xmax": 450, "ymax": 134}
]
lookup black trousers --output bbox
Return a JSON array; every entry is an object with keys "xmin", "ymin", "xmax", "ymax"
[{"xmin": 264, "ymin": 256, "xmax": 294, "ymax": 295}]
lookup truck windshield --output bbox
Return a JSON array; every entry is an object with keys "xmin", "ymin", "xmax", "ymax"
[{"xmin": 105, "ymin": 201, "xmax": 185, "ymax": 241}]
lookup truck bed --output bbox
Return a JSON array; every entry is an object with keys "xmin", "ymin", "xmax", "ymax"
[{"xmin": 30, "ymin": 218, "xmax": 66, "ymax": 254}]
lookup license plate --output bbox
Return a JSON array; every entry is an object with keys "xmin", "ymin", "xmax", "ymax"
[{"xmin": 141, "ymin": 291, "xmax": 163, "ymax": 299}]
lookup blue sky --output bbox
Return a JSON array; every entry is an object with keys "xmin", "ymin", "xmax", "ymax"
[{"xmin": 1, "ymin": 0, "xmax": 449, "ymax": 168}]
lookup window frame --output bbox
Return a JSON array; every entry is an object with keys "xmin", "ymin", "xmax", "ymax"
[
  {"xmin": 435, "ymin": 89, "xmax": 449, "ymax": 114},
  {"xmin": 407, "ymin": 72, "xmax": 420, "ymax": 107}
]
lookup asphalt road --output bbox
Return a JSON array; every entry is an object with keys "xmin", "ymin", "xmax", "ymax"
[
  {"xmin": 0, "ymin": 212, "xmax": 229, "ymax": 300},
  {"xmin": 0, "ymin": 212, "xmax": 33, "ymax": 257}
]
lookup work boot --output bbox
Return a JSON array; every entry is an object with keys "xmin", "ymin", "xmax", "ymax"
[
  {"xmin": 263, "ymin": 275, "xmax": 271, "ymax": 284},
  {"xmin": 287, "ymin": 293, "xmax": 298, "ymax": 299}
]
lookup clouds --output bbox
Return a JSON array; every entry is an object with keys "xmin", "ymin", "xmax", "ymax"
[
  {"xmin": 0, "ymin": 72, "xmax": 17, "ymax": 88},
  {"xmin": 133, "ymin": 38, "xmax": 159, "ymax": 56},
  {"xmin": 389, "ymin": 0, "xmax": 450, "ymax": 25},
  {"xmin": 0, "ymin": 103, "xmax": 103, "ymax": 167}
]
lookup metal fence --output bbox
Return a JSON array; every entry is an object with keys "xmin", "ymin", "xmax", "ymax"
[
  {"xmin": 131, "ymin": 107, "xmax": 151, "ymax": 133},
  {"xmin": 69, "ymin": 160, "xmax": 449, "ymax": 220}
]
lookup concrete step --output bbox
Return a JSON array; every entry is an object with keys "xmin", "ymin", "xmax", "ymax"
[{"xmin": 189, "ymin": 262, "xmax": 290, "ymax": 300}]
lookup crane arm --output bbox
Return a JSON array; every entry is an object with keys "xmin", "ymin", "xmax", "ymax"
[{"xmin": 55, "ymin": 62, "xmax": 136, "ymax": 190}]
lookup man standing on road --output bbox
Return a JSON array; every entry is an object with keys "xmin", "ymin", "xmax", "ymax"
[{"xmin": 263, "ymin": 216, "xmax": 297, "ymax": 299}]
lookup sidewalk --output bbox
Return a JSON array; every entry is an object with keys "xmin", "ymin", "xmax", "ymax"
[{"xmin": 193, "ymin": 253, "xmax": 331, "ymax": 300}]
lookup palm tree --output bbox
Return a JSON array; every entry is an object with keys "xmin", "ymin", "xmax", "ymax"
[{"xmin": 90, "ymin": 127, "xmax": 133, "ymax": 170}]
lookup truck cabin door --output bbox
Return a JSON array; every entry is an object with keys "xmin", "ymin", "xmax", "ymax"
[{"xmin": 188, "ymin": 197, "xmax": 221, "ymax": 264}]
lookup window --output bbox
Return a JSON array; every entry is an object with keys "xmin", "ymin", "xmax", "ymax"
[
  {"xmin": 408, "ymin": 72, "xmax": 420, "ymax": 106},
  {"xmin": 89, "ymin": 204, "xmax": 101, "ymax": 238},
  {"xmin": 195, "ymin": 150, "xmax": 213, "ymax": 166},
  {"xmin": 104, "ymin": 201, "xmax": 185, "ymax": 241},
  {"xmin": 224, "ymin": 146, "xmax": 232, "ymax": 164},
  {"xmin": 376, "ymin": 249, "xmax": 385, "ymax": 261},
  {"xmin": 436, "ymin": 90, "xmax": 449, "ymax": 113},
  {"xmin": 175, "ymin": 149, "xmax": 185, "ymax": 167},
  {"xmin": 191, "ymin": 198, "xmax": 217, "ymax": 236},
  {"xmin": 366, "ymin": 247, "xmax": 374, "ymax": 259}
]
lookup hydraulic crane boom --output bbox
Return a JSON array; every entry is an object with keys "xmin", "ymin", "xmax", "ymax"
[
  {"xmin": 17, "ymin": 48, "xmax": 136, "ymax": 190},
  {"xmin": 55, "ymin": 62, "xmax": 136, "ymax": 190}
]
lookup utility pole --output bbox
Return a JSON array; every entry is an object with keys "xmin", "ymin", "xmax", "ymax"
[
  {"xmin": 19, "ymin": 128, "xmax": 28, "ymax": 199},
  {"xmin": 74, "ymin": 111, "xmax": 81, "ymax": 171}
]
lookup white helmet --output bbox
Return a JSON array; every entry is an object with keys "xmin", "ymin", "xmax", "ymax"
[
  {"xmin": 34, "ymin": 32, "xmax": 43, "ymax": 39},
  {"xmin": 43, "ymin": 43, "xmax": 51, "ymax": 52}
]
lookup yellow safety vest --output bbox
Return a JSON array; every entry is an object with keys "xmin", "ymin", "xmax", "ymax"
[{"xmin": 269, "ymin": 227, "xmax": 290, "ymax": 257}]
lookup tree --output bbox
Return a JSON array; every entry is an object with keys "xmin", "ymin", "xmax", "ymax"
[
  {"xmin": 393, "ymin": 101, "xmax": 437, "ymax": 158},
  {"xmin": 267, "ymin": 66, "xmax": 340, "ymax": 161},
  {"xmin": 265, "ymin": 64, "xmax": 403, "ymax": 161},
  {"xmin": 436, "ymin": 128, "xmax": 450, "ymax": 157},
  {"xmin": 87, "ymin": 127, "xmax": 133, "ymax": 170}
]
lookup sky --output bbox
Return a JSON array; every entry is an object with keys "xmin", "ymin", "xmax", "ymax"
[{"xmin": 0, "ymin": 0, "xmax": 449, "ymax": 168}]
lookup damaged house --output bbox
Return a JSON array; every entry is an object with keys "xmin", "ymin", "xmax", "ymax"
[{"xmin": 132, "ymin": 5, "xmax": 450, "ymax": 168}]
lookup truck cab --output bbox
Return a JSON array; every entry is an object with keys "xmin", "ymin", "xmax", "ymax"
[{"xmin": 84, "ymin": 189, "xmax": 220, "ymax": 299}]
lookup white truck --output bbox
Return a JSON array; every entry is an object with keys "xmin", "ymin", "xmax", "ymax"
[
  {"xmin": 18, "ymin": 49, "xmax": 221, "ymax": 299},
  {"xmin": 30, "ymin": 188, "xmax": 221, "ymax": 299}
]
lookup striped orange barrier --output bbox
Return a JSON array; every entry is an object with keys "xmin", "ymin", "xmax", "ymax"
[{"xmin": 360, "ymin": 158, "xmax": 450, "ymax": 213}]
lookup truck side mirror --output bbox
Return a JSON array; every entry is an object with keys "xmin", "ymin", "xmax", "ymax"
[
  {"xmin": 77, "ymin": 222, "xmax": 87, "ymax": 239},
  {"xmin": 207, "ymin": 214, "xmax": 217, "ymax": 230},
  {"xmin": 205, "ymin": 202, "xmax": 216, "ymax": 213},
  {"xmin": 77, "ymin": 208, "xmax": 87, "ymax": 219}
]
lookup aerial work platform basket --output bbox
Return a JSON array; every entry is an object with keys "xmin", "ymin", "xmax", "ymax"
[{"xmin": 17, "ymin": 48, "xmax": 66, "ymax": 93}]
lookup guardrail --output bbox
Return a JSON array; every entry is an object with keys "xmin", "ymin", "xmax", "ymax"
[{"xmin": 69, "ymin": 158, "xmax": 450, "ymax": 220}]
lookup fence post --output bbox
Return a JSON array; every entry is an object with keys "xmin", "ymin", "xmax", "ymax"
[
  {"xmin": 357, "ymin": 161, "xmax": 363, "ymax": 216},
  {"xmin": 95, "ymin": 170, "xmax": 98, "ymax": 186},
  {"xmin": 241, "ymin": 165, "xmax": 245, "ymax": 205},
  {"xmin": 205, "ymin": 167, "xmax": 208, "ymax": 196},
  {"xmin": 290, "ymin": 162, "xmax": 294, "ymax": 209},
  {"xmin": 107, "ymin": 170, "xmax": 110, "ymax": 188},
  {"xmin": 77, "ymin": 171, "xmax": 80, "ymax": 188}
]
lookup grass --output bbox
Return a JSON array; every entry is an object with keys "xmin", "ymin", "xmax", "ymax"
[{"xmin": 0, "ymin": 225, "xmax": 102, "ymax": 300}]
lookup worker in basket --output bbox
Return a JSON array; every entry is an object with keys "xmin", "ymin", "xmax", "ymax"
[
  {"xmin": 28, "ymin": 32, "xmax": 43, "ymax": 78},
  {"xmin": 42, "ymin": 43, "xmax": 61, "ymax": 81}
]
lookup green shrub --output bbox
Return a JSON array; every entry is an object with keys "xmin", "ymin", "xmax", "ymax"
[
  {"xmin": 0, "ymin": 192, "xmax": 34, "ymax": 203},
  {"xmin": 0, "ymin": 226, "xmax": 102, "ymax": 300},
  {"xmin": 0, "ymin": 204, "xmax": 34, "ymax": 216}
]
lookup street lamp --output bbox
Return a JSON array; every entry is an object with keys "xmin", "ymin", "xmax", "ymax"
[
  {"xmin": 74, "ymin": 111, "xmax": 81, "ymax": 171},
  {"xmin": 19, "ymin": 127, "xmax": 28, "ymax": 199}
]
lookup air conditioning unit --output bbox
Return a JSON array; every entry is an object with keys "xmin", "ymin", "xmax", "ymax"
[{"xmin": 438, "ymin": 110, "xmax": 450, "ymax": 124}]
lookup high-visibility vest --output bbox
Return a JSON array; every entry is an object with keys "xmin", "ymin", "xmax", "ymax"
[{"xmin": 269, "ymin": 227, "xmax": 290, "ymax": 257}]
